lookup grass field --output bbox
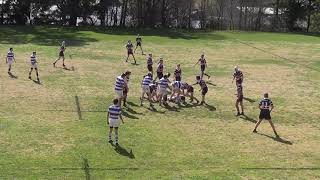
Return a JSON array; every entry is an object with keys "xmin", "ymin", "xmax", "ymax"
[{"xmin": 0, "ymin": 26, "xmax": 320, "ymax": 179}]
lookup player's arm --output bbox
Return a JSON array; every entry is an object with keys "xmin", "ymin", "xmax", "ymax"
[
  {"xmin": 120, "ymin": 114, "xmax": 124, "ymax": 124},
  {"xmin": 107, "ymin": 111, "xmax": 110, "ymax": 124},
  {"xmin": 270, "ymin": 104, "xmax": 274, "ymax": 113},
  {"xmin": 5, "ymin": 56, "xmax": 8, "ymax": 63},
  {"xmin": 194, "ymin": 60, "xmax": 200, "ymax": 66}
]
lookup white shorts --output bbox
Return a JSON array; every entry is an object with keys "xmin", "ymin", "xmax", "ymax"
[
  {"xmin": 142, "ymin": 85, "xmax": 150, "ymax": 94},
  {"xmin": 158, "ymin": 88, "xmax": 167, "ymax": 96},
  {"xmin": 31, "ymin": 63, "xmax": 38, "ymax": 69},
  {"xmin": 109, "ymin": 118, "xmax": 120, "ymax": 128},
  {"xmin": 115, "ymin": 90, "xmax": 123, "ymax": 98},
  {"xmin": 8, "ymin": 60, "xmax": 14, "ymax": 66}
]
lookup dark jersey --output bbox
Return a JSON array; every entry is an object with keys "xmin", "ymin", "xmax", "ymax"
[
  {"xmin": 174, "ymin": 68, "xmax": 181, "ymax": 77},
  {"xmin": 149, "ymin": 84, "xmax": 157, "ymax": 93},
  {"xmin": 237, "ymin": 85, "xmax": 243, "ymax": 97},
  {"xmin": 136, "ymin": 37, "xmax": 142, "ymax": 43},
  {"xmin": 199, "ymin": 58, "xmax": 206, "ymax": 66},
  {"xmin": 233, "ymin": 71, "xmax": 243, "ymax": 81},
  {"xmin": 157, "ymin": 63, "xmax": 164, "ymax": 73},
  {"xmin": 197, "ymin": 79, "xmax": 207, "ymax": 89},
  {"xmin": 147, "ymin": 57, "xmax": 153, "ymax": 65},
  {"xmin": 126, "ymin": 43, "xmax": 133, "ymax": 50},
  {"xmin": 259, "ymin": 98, "xmax": 273, "ymax": 110}
]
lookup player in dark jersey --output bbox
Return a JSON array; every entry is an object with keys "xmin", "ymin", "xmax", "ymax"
[
  {"xmin": 181, "ymin": 82, "xmax": 197, "ymax": 103},
  {"xmin": 125, "ymin": 40, "xmax": 136, "ymax": 64},
  {"xmin": 194, "ymin": 54, "xmax": 211, "ymax": 80},
  {"xmin": 134, "ymin": 34, "xmax": 144, "ymax": 55},
  {"xmin": 232, "ymin": 66, "xmax": 243, "ymax": 86},
  {"xmin": 53, "ymin": 41, "xmax": 66, "ymax": 68},
  {"xmin": 174, "ymin": 64, "xmax": 182, "ymax": 81},
  {"xmin": 253, "ymin": 93, "xmax": 279, "ymax": 138},
  {"xmin": 154, "ymin": 58, "xmax": 165, "ymax": 81},
  {"xmin": 123, "ymin": 71, "xmax": 131, "ymax": 107},
  {"xmin": 149, "ymin": 83, "xmax": 158, "ymax": 102},
  {"xmin": 193, "ymin": 75, "xmax": 208, "ymax": 104},
  {"xmin": 147, "ymin": 54, "xmax": 153, "ymax": 75},
  {"xmin": 235, "ymin": 84, "xmax": 244, "ymax": 116}
]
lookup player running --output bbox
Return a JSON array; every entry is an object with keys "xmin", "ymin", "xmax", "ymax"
[
  {"xmin": 158, "ymin": 75, "xmax": 170, "ymax": 106},
  {"xmin": 6, "ymin": 48, "xmax": 16, "ymax": 74},
  {"xmin": 53, "ymin": 41, "xmax": 66, "ymax": 68},
  {"xmin": 114, "ymin": 73, "xmax": 126, "ymax": 107},
  {"xmin": 123, "ymin": 71, "xmax": 131, "ymax": 107},
  {"xmin": 125, "ymin": 40, "xmax": 136, "ymax": 64},
  {"xmin": 232, "ymin": 66, "xmax": 243, "ymax": 86},
  {"xmin": 146, "ymin": 53, "xmax": 153, "ymax": 75},
  {"xmin": 134, "ymin": 34, "xmax": 144, "ymax": 54},
  {"xmin": 140, "ymin": 73, "xmax": 153, "ymax": 106},
  {"xmin": 28, "ymin": 51, "xmax": 40, "ymax": 83},
  {"xmin": 181, "ymin": 82, "xmax": 196, "ymax": 103},
  {"xmin": 235, "ymin": 84, "xmax": 244, "ymax": 116},
  {"xmin": 155, "ymin": 58, "xmax": 164, "ymax": 81},
  {"xmin": 107, "ymin": 99, "xmax": 124, "ymax": 146},
  {"xmin": 194, "ymin": 54, "xmax": 211, "ymax": 80},
  {"xmin": 253, "ymin": 93, "xmax": 279, "ymax": 138},
  {"xmin": 193, "ymin": 75, "xmax": 208, "ymax": 104},
  {"xmin": 174, "ymin": 64, "xmax": 182, "ymax": 81}
]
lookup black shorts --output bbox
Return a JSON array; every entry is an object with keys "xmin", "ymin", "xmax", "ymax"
[
  {"xmin": 237, "ymin": 95, "xmax": 243, "ymax": 102},
  {"xmin": 147, "ymin": 65, "xmax": 153, "ymax": 72},
  {"xmin": 128, "ymin": 49, "xmax": 133, "ymax": 55},
  {"xmin": 201, "ymin": 65, "xmax": 206, "ymax": 72},
  {"xmin": 175, "ymin": 76, "xmax": 181, "ymax": 81},
  {"xmin": 136, "ymin": 42, "xmax": 141, "ymax": 46},
  {"xmin": 59, "ymin": 51, "xmax": 64, "ymax": 57},
  {"xmin": 187, "ymin": 86, "xmax": 194, "ymax": 93},
  {"xmin": 236, "ymin": 79, "xmax": 243, "ymax": 85},
  {"xmin": 259, "ymin": 109, "xmax": 271, "ymax": 120},
  {"xmin": 123, "ymin": 88, "xmax": 128, "ymax": 96},
  {"xmin": 202, "ymin": 87, "xmax": 208, "ymax": 96},
  {"xmin": 157, "ymin": 72, "xmax": 163, "ymax": 79}
]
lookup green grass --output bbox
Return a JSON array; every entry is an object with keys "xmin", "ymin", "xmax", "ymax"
[{"xmin": 0, "ymin": 26, "xmax": 320, "ymax": 179}]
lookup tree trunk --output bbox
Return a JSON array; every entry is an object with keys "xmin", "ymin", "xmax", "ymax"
[
  {"xmin": 161, "ymin": 0, "xmax": 167, "ymax": 27},
  {"xmin": 113, "ymin": 6, "xmax": 118, "ymax": 26},
  {"xmin": 307, "ymin": 0, "xmax": 312, "ymax": 32},
  {"xmin": 188, "ymin": 0, "xmax": 192, "ymax": 29},
  {"xmin": 239, "ymin": 0, "xmax": 243, "ymax": 30}
]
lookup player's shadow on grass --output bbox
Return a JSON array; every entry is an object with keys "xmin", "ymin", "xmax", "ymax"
[
  {"xmin": 127, "ymin": 101, "xmax": 139, "ymax": 107},
  {"xmin": 257, "ymin": 133, "xmax": 293, "ymax": 145},
  {"xmin": 244, "ymin": 97, "xmax": 256, "ymax": 103},
  {"xmin": 239, "ymin": 115, "xmax": 257, "ymax": 123},
  {"xmin": 33, "ymin": 80, "xmax": 42, "ymax": 85},
  {"xmin": 148, "ymin": 105, "xmax": 166, "ymax": 114},
  {"xmin": 111, "ymin": 143, "xmax": 135, "ymax": 159},
  {"xmin": 206, "ymin": 82, "xmax": 217, "ymax": 86},
  {"xmin": 203, "ymin": 103, "xmax": 216, "ymax": 111},
  {"xmin": 125, "ymin": 106, "xmax": 143, "ymax": 115},
  {"xmin": 8, "ymin": 72, "xmax": 18, "ymax": 79},
  {"xmin": 163, "ymin": 103, "xmax": 180, "ymax": 112},
  {"xmin": 122, "ymin": 111, "xmax": 139, "ymax": 119}
]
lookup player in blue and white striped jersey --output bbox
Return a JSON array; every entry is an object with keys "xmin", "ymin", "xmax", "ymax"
[
  {"xmin": 157, "ymin": 75, "xmax": 171, "ymax": 106},
  {"xmin": 253, "ymin": 93, "xmax": 279, "ymax": 138},
  {"xmin": 115, "ymin": 73, "xmax": 126, "ymax": 106},
  {"xmin": 140, "ymin": 73, "xmax": 153, "ymax": 106},
  {"xmin": 28, "ymin": 51, "xmax": 40, "ymax": 83},
  {"xmin": 6, "ymin": 48, "xmax": 16, "ymax": 74},
  {"xmin": 107, "ymin": 99, "xmax": 124, "ymax": 145}
]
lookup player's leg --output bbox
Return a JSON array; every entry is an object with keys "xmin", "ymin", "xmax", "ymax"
[
  {"xmin": 204, "ymin": 72, "xmax": 211, "ymax": 79},
  {"xmin": 29, "ymin": 68, "xmax": 33, "ymax": 79},
  {"xmin": 53, "ymin": 56, "xmax": 61, "ymax": 67},
  {"xmin": 253, "ymin": 119, "xmax": 263, "ymax": 133},
  {"xmin": 132, "ymin": 54, "xmax": 136, "ymax": 64},
  {"xmin": 62, "ymin": 56, "xmax": 65, "ymax": 67},
  {"xmin": 240, "ymin": 101, "xmax": 244, "ymax": 115},
  {"xmin": 8, "ymin": 63, "xmax": 11, "ymax": 73},
  {"xmin": 123, "ymin": 92, "xmax": 127, "ymax": 107},
  {"xmin": 108, "ymin": 127, "xmax": 113, "ymax": 143},
  {"xmin": 35, "ymin": 68, "xmax": 40, "ymax": 82},
  {"xmin": 140, "ymin": 45, "xmax": 144, "ymax": 54},
  {"xmin": 267, "ymin": 119, "xmax": 279, "ymax": 137},
  {"xmin": 236, "ymin": 100, "xmax": 240, "ymax": 116},
  {"xmin": 140, "ymin": 89, "xmax": 145, "ymax": 106},
  {"xmin": 114, "ymin": 127, "xmax": 119, "ymax": 145}
]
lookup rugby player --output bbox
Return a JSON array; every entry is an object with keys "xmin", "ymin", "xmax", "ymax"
[
  {"xmin": 147, "ymin": 54, "xmax": 153, "ymax": 75},
  {"xmin": 158, "ymin": 75, "xmax": 170, "ymax": 106},
  {"xmin": 107, "ymin": 99, "xmax": 124, "ymax": 146},
  {"xmin": 123, "ymin": 71, "xmax": 131, "ymax": 107},
  {"xmin": 232, "ymin": 66, "xmax": 243, "ymax": 86},
  {"xmin": 140, "ymin": 73, "xmax": 153, "ymax": 106},
  {"xmin": 174, "ymin": 64, "xmax": 182, "ymax": 81},
  {"xmin": 125, "ymin": 40, "xmax": 136, "ymax": 64},
  {"xmin": 114, "ymin": 73, "xmax": 126, "ymax": 107},
  {"xmin": 134, "ymin": 34, "xmax": 144, "ymax": 54},
  {"xmin": 181, "ymin": 82, "xmax": 196, "ymax": 102},
  {"xmin": 194, "ymin": 54, "xmax": 211, "ymax": 80},
  {"xmin": 53, "ymin": 41, "xmax": 66, "ymax": 68},
  {"xmin": 28, "ymin": 51, "xmax": 40, "ymax": 83},
  {"xmin": 6, "ymin": 48, "xmax": 16, "ymax": 74},
  {"xmin": 235, "ymin": 84, "xmax": 244, "ymax": 116},
  {"xmin": 193, "ymin": 75, "xmax": 208, "ymax": 104},
  {"xmin": 154, "ymin": 58, "xmax": 164, "ymax": 81},
  {"xmin": 253, "ymin": 93, "xmax": 279, "ymax": 138}
]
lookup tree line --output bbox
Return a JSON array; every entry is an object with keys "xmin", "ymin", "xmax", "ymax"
[{"xmin": 0, "ymin": 0, "xmax": 320, "ymax": 32}]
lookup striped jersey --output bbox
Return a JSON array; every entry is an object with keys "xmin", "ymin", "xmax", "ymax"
[
  {"xmin": 199, "ymin": 58, "xmax": 206, "ymax": 65},
  {"xmin": 197, "ymin": 79, "xmax": 207, "ymax": 89},
  {"xmin": 60, "ymin": 46, "xmax": 65, "ymax": 52},
  {"xmin": 108, "ymin": 105, "xmax": 121, "ymax": 120},
  {"xmin": 233, "ymin": 71, "xmax": 243, "ymax": 81},
  {"xmin": 157, "ymin": 63, "xmax": 164, "ymax": 72},
  {"xmin": 126, "ymin": 43, "xmax": 133, "ymax": 50},
  {"xmin": 136, "ymin": 37, "xmax": 142, "ymax": 43},
  {"xmin": 115, "ymin": 76, "xmax": 125, "ymax": 91},
  {"xmin": 142, "ymin": 75, "xmax": 153, "ymax": 86},
  {"xmin": 7, "ymin": 51, "xmax": 14, "ymax": 60},
  {"xmin": 259, "ymin": 98, "xmax": 273, "ymax": 110},
  {"xmin": 237, "ymin": 85, "xmax": 243, "ymax": 96},
  {"xmin": 30, "ymin": 55, "xmax": 37, "ymax": 64},
  {"xmin": 173, "ymin": 81, "xmax": 182, "ymax": 89},
  {"xmin": 147, "ymin": 57, "xmax": 153, "ymax": 65},
  {"xmin": 158, "ymin": 78, "xmax": 169, "ymax": 89},
  {"xmin": 174, "ymin": 68, "xmax": 181, "ymax": 77}
]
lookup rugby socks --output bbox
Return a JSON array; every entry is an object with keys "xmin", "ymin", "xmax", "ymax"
[{"xmin": 115, "ymin": 131, "xmax": 119, "ymax": 144}]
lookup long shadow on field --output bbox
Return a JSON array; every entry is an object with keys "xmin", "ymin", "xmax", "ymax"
[
  {"xmin": 148, "ymin": 105, "xmax": 166, "ymax": 114},
  {"xmin": 244, "ymin": 97, "xmax": 256, "ymax": 103},
  {"xmin": 163, "ymin": 103, "xmax": 180, "ymax": 112},
  {"xmin": 204, "ymin": 103, "xmax": 216, "ymax": 111},
  {"xmin": 239, "ymin": 114, "xmax": 257, "ymax": 123},
  {"xmin": 8, "ymin": 72, "xmax": 18, "ymax": 79},
  {"xmin": 127, "ymin": 101, "xmax": 139, "ymax": 107},
  {"xmin": 257, "ymin": 133, "xmax": 293, "ymax": 145},
  {"xmin": 111, "ymin": 143, "xmax": 135, "ymax": 159}
]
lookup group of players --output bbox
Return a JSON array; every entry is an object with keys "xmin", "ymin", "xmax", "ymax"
[
  {"xmin": 107, "ymin": 35, "xmax": 279, "ymax": 145},
  {"xmin": 2, "ymin": 35, "xmax": 279, "ymax": 146}
]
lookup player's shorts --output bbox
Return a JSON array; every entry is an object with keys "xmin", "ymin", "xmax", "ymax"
[
  {"xmin": 259, "ymin": 109, "xmax": 271, "ymax": 120},
  {"xmin": 31, "ymin": 63, "xmax": 38, "ymax": 69},
  {"xmin": 187, "ymin": 86, "xmax": 194, "ymax": 93},
  {"xmin": 142, "ymin": 85, "xmax": 150, "ymax": 94},
  {"xmin": 158, "ymin": 88, "xmax": 167, "ymax": 96},
  {"xmin": 59, "ymin": 51, "xmax": 64, "ymax": 57},
  {"xmin": 201, "ymin": 65, "xmax": 206, "ymax": 72},
  {"xmin": 147, "ymin": 65, "xmax": 153, "ymax": 72},
  {"xmin": 115, "ymin": 90, "xmax": 124, "ymax": 98},
  {"xmin": 109, "ymin": 118, "xmax": 120, "ymax": 128},
  {"xmin": 123, "ymin": 87, "xmax": 128, "ymax": 96},
  {"xmin": 157, "ymin": 72, "xmax": 163, "ymax": 79},
  {"xmin": 128, "ymin": 49, "xmax": 133, "ymax": 55},
  {"xmin": 136, "ymin": 42, "xmax": 141, "ymax": 46},
  {"xmin": 7, "ymin": 60, "xmax": 14, "ymax": 66},
  {"xmin": 202, "ymin": 87, "xmax": 208, "ymax": 96},
  {"xmin": 236, "ymin": 79, "xmax": 243, "ymax": 85},
  {"xmin": 237, "ymin": 95, "xmax": 243, "ymax": 102},
  {"xmin": 175, "ymin": 76, "xmax": 181, "ymax": 81}
]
